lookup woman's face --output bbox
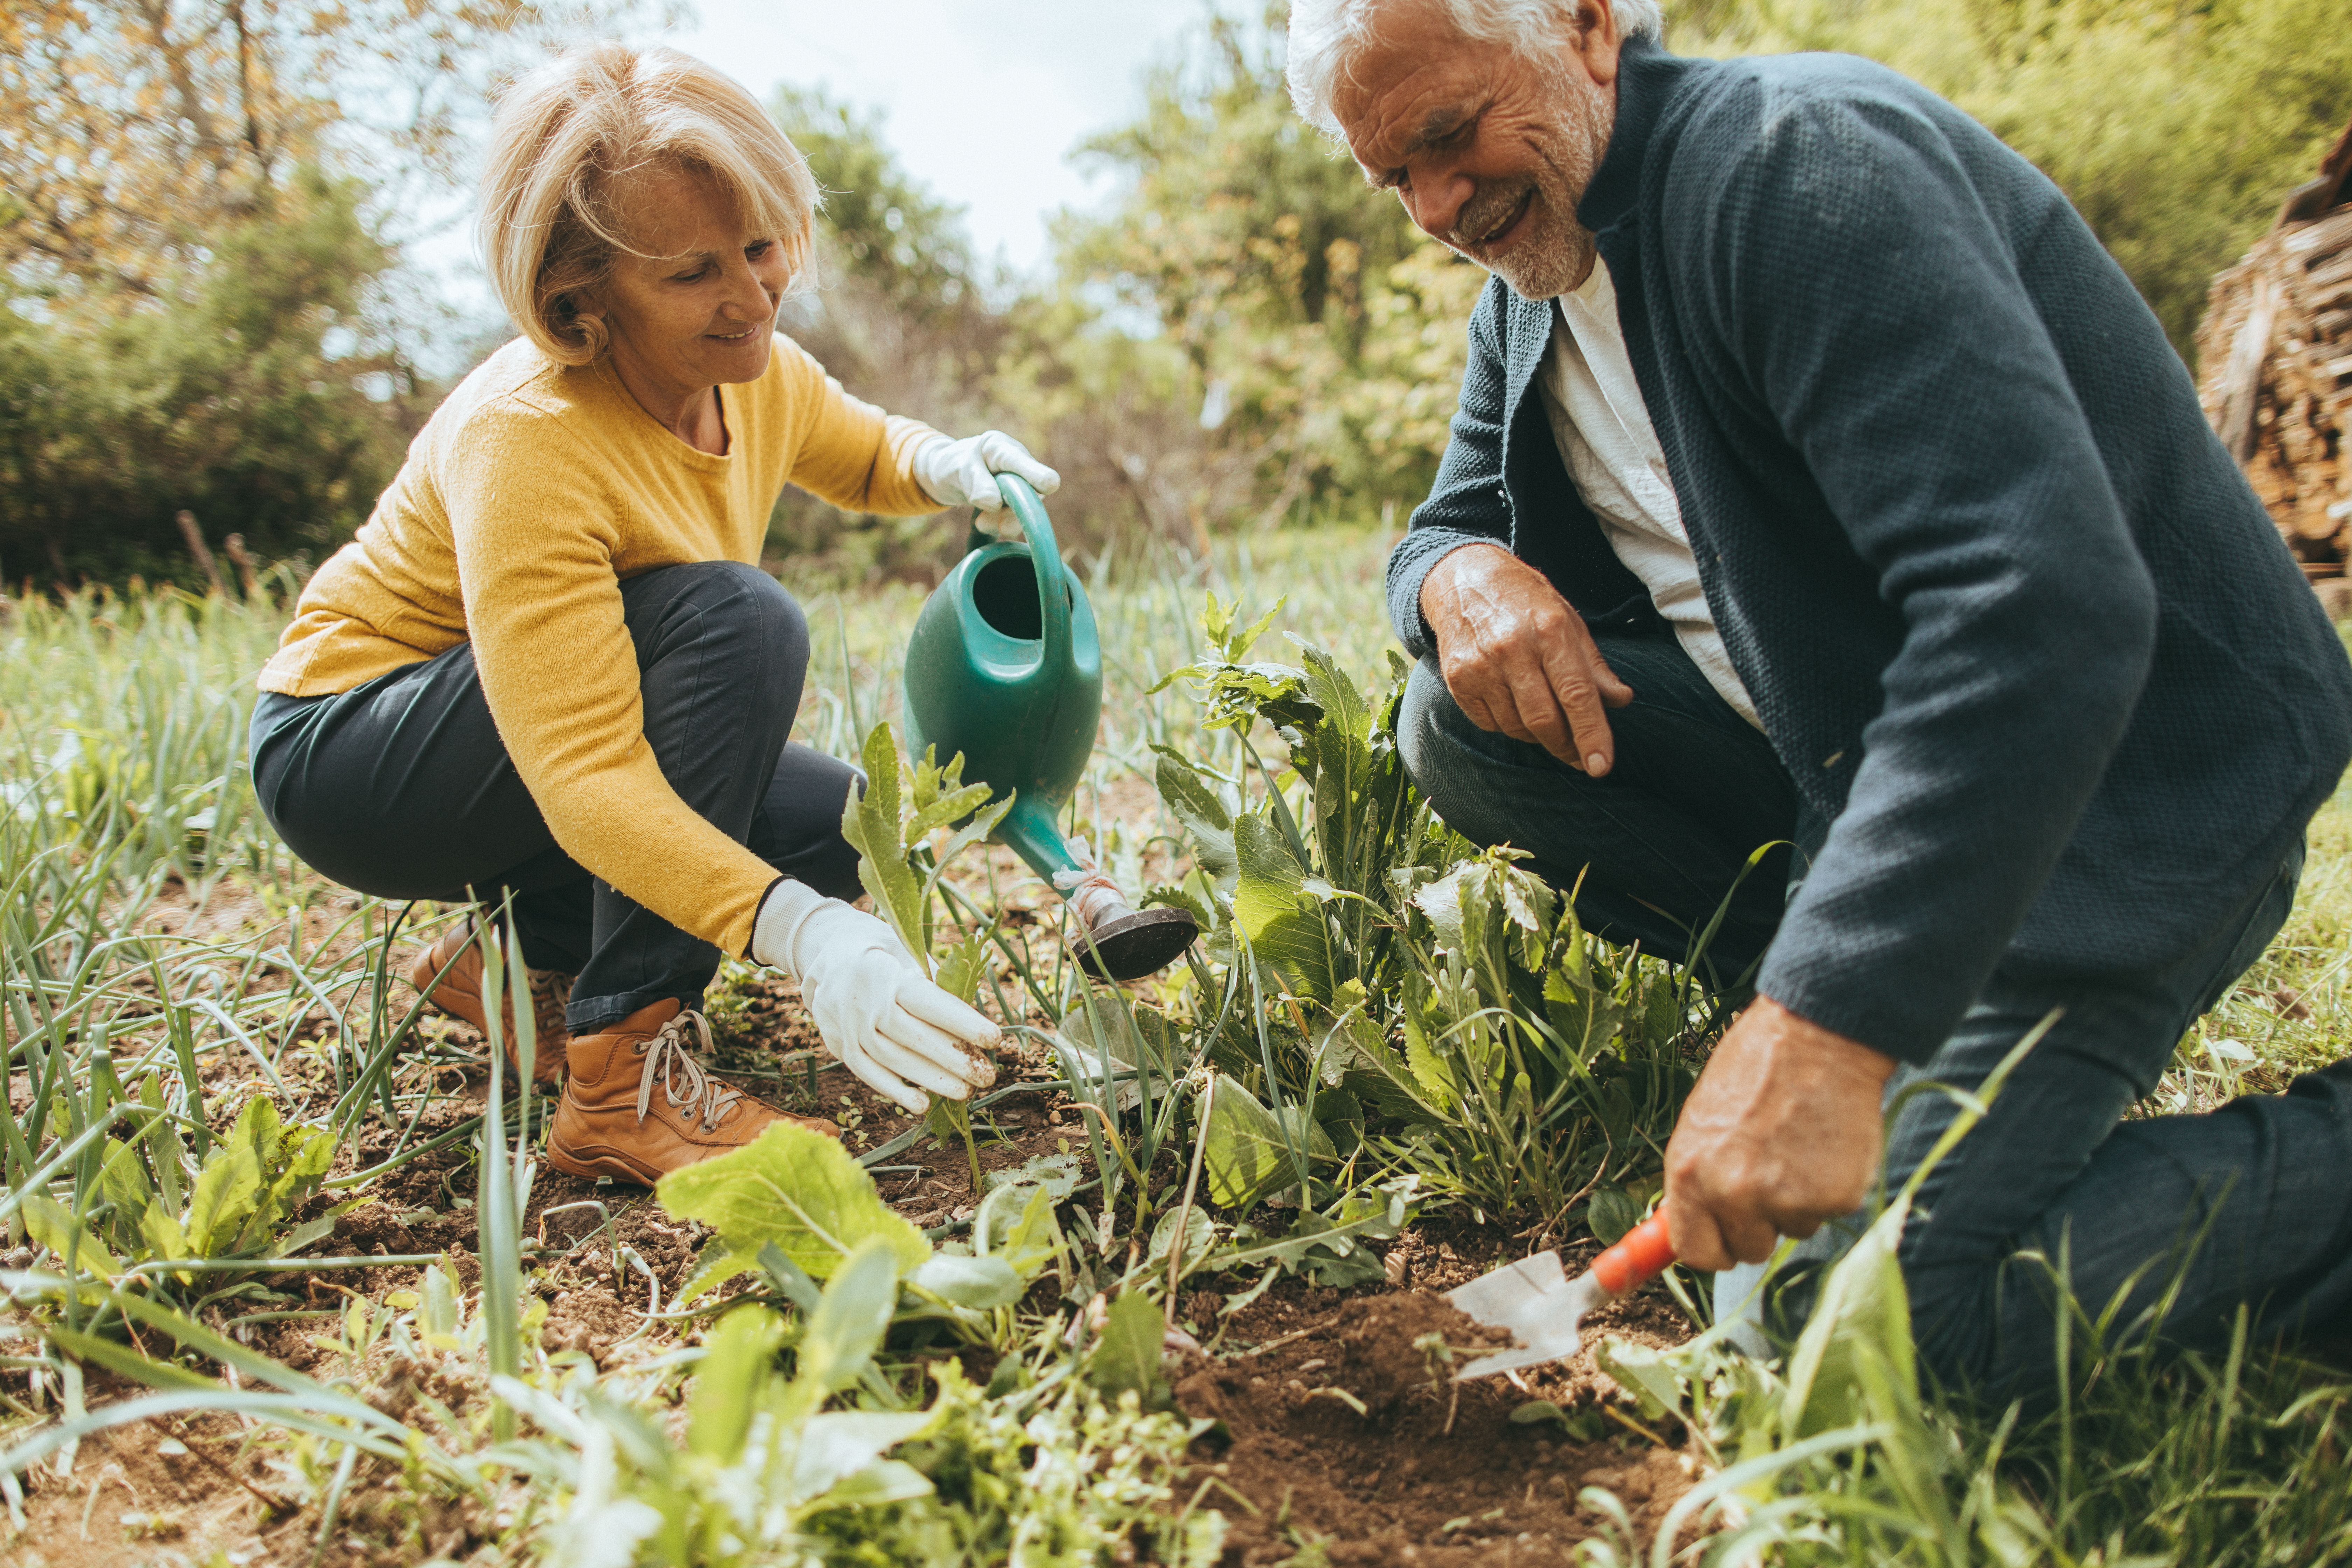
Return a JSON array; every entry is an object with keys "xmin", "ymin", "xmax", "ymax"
[{"xmin": 591, "ymin": 166, "xmax": 789, "ymax": 404}]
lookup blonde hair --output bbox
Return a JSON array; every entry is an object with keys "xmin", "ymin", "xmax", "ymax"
[{"xmin": 479, "ymin": 42, "xmax": 819, "ymax": 365}]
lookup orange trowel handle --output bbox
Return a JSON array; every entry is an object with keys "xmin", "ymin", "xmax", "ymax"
[{"xmin": 1589, "ymin": 1211, "xmax": 1676, "ymax": 1297}]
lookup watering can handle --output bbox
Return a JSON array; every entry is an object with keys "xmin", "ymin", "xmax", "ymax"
[{"xmin": 988, "ymin": 474, "xmax": 1073, "ymax": 687}]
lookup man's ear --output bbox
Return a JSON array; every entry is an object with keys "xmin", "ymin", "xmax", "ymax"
[{"xmin": 1570, "ymin": 0, "xmax": 1626, "ymax": 85}]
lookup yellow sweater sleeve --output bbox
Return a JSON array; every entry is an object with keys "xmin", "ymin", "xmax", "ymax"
[{"xmin": 769, "ymin": 335, "xmax": 941, "ymax": 516}]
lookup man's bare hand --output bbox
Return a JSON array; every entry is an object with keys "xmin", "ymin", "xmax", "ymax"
[
  {"xmin": 1664, "ymin": 997, "xmax": 1897, "ymax": 1271},
  {"xmin": 1420, "ymin": 544, "xmax": 1634, "ymax": 775}
]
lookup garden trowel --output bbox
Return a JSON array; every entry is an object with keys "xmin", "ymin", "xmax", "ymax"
[{"xmin": 1444, "ymin": 1212, "xmax": 1677, "ymax": 1380}]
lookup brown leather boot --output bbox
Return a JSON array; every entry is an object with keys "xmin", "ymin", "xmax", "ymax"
[
  {"xmin": 546, "ymin": 1000, "xmax": 839, "ymax": 1185},
  {"xmin": 405, "ymin": 922, "xmax": 571, "ymax": 1085}
]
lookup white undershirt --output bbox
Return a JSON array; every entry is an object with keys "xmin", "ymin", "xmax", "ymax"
[{"xmin": 1536, "ymin": 259, "xmax": 1763, "ymax": 731}]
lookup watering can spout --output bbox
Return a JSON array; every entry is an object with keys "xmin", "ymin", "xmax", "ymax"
[{"xmin": 902, "ymin": 476, "xmax": 1196, "ymax": 982}]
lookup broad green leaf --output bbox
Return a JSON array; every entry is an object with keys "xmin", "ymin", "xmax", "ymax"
[
  {"xmin": 237, "ymin": 1124, "xmax": 336, "ymax": 1254},
  {"xmin": 933, "ymin": 929, "xmax": 987, "ymax": 1004},
  {"xmin": 793, "ymin": 1239, "xmax": 902, "ymax": 1399},
  {"xmin": 978, "ymin": 1181, "xmax": 1065, "ymax": 1283},
  {"xmin": 1413, "ymin": 862, "xmax": 1476, "ymax": 954},
  {"xmin": 229, "ymin": 1095, "xmax": 282, "ymax": 1170},
  {"xmin": 1154, "ymin": 751, "xmax": 1237, "ymax": 885},
  {"xmin": 1783, "ymin": 1196, "xmax": 1917, "ymax": 1442},
  {"xmin": 21, "ymin": 1195, "xmax": 122, "ymax": 1279},
  {"xmin": 139, "ymin": 1196, "xmax": 189, "ymax": 1265},
  {"xmin": 789, "ymin": 1411, "xmax": 938, "ymax": 1507},
  {"xmin": 1295, "ymin": 641, "xmax": 1370, "ymax": 743},
  {"xmin": 1587, "ymin": 1186, "xmax": 1642, "ymax": 1247},
  {"xmin": 1060, "ymin": 996, "xmax": 1179, "ymax": 1076},
  {"xmin": 1146, "ymin": 1205, "xmax": 1217, "ymax": 1278},
  {"xmin": 840, "ymin": 723, "xmax": 925, "ymax": 957},
  {"xmin": 184, "ymin": 1140, "xmax": 262, "ymax": 1258},
  {"xmin": 908, "ymin": 1252, "xmax": 1024, "ymax": 1308},
  {"xmin": 1399, "ymin": 1007, "xmax": 1458, "ymax": 1112},
  {"xmin": 980, "ymin": 1152, "xmax": 1082, "ymax": 1202},
  {"xmin": 687, "ymin": 1305, "xmax": 785, "ymax": 1461},
  {"xmin": 1205, "ymin": 1183, "xmax": 1414, "ymax": 1277},
  {"xmin": 97, "ymin": 1136, "xmax": 150, "ymax": 1219},
  {"xmin": 1200, "ymin": 1077, "xmax": 1334, "ymax": 1212},
  {"xmin": 1594, "ymin": 1337, "xmax": 1687, "ymax": 1423},
  {"xmin": 905, "ymin": 778, "xmax": 994, "ymax": 845},
  {"xmin": 805, "ymin": 1456, "xmax": 934, "ymax": 1512},
  {"xmin": 757, "ymin": 1240, "xmax": 824, "ymax": 1314},
  {"xmin": 1232, "ymin": 814, "xmax": 1338, "ymax": 1003},
  {"xmin": 657, "ymin": 1123, "xmax": 929, "ymax": 1299},
  {"xmin": 1087, "ymin": 1288, "xmax": 1167, "ymax": 1402}
]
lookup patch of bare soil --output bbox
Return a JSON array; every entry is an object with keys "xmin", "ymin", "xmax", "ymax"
[{"xmin": 1177, "ymin": 1289, "xmax": 1697, "ymax": 1566}]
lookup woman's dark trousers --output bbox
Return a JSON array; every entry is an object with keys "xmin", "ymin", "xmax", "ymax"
[{"xmin": 249, "ymin": 561, "xmax": 862, "ymax": 1034}]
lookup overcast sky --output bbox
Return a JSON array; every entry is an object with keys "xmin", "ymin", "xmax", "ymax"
[
  {"xmin": 407, "ymin": 0, "xmax": 1218, "ymax": 337},
  {"xmin": 641, "ymin": 0, "xmax": 1214, "ymax": 273}
]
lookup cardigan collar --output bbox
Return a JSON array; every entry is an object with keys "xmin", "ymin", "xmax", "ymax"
[{"xmin": 1577, "ymin": 34, "xmax": 1702, "ymax": 237}]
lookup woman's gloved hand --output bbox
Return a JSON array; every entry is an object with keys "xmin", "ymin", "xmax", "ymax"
[
  {"xmin": 751, "ymin": 882, "xmax": 999, "ymax": 1114},
  {"xmin": 912, "ymin": 430, "xmax": 1061, "ymax": 512}
]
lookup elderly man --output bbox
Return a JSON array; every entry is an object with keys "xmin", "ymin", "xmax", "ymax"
[{"xmin": 1287, "ymin": 0, "xmax": 2352, "ymax": 1395}]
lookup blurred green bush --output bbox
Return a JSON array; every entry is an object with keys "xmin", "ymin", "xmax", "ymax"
[{"xmin": 0, "ymin": 172, "xmax": 424, "ymax": 586}]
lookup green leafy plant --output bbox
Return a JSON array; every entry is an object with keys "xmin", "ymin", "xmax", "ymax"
[
  {"xmin": 1151, "ymin": 594, "xmax": 1705, "ymax": 1232},
  {"xmin": 838, "ymin": 721, "xmax": 1011, "ymax": 1190}
]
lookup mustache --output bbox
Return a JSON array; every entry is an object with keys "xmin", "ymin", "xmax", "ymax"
[{"xmin": 1448, "ymin": 181, "xmax": 1538, "ymax": 250}]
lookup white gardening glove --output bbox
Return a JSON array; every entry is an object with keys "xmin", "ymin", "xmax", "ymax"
[
  {"xmin": 752, "ymin": 881, "xmax": 999, "ymax": 1114},
  {"xmin": 911, "ymin": 430, "xmax": 1061, "ymax": 512}
]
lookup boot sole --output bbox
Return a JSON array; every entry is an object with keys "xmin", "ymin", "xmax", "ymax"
[{"xmin": 544, "ymin": 1143, "xmax": 662, "ymax": 1187}]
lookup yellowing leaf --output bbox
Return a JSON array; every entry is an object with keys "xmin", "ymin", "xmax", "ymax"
[
  {"xmin": 657, "ymin": 1123, "xmax": 929, "ymax": 1300},
  {"xmin": 21, "ymin": 1195, "xmax": 123, "ymax": 1280}
]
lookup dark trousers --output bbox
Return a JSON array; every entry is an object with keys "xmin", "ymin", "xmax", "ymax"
[
  {"xmin": 249, "ymin": 561, "xmax": 862, "ymax": 1033},
  {"xmin": 1399, "ymin": 622, "xmax": 2352, "ymax": 1398}
]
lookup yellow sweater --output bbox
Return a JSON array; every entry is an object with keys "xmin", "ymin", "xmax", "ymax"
[{"xmin": 259, "ymin": 335, "xmax": 940, "ymax": 957}]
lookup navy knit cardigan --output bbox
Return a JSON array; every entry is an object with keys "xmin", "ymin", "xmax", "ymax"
[{"xmin": 1387, "ymin": 37, "xmax": 2352, "ymax": 1064}]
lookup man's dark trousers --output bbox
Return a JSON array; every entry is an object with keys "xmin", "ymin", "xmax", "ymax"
[{"xmin": 1401, "ymin": 626, "xmax": 2352, "ymax": 1401}]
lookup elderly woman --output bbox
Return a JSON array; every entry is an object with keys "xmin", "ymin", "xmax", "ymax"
[{"xmin": 249, "ymin": 43, "xmax": 1043, "ymax": 1183}]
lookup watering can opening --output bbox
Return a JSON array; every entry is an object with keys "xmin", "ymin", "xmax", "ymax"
[{"xmin": 970, "ymin": 553, "xmax": 1073, "ymax": 643}]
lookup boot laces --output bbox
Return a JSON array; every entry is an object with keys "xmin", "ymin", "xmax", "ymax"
[
  {"xmin": 632, "ymin": 1010, "xmax": 746, "ymax": 1134},
  {"xmin": 528, "ymin": 968, "xmax": 575, "ymax": 1040}
]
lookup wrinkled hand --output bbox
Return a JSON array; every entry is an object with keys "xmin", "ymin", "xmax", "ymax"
[
  {"xmin": 912, "ymin": 430, "xmax": 1061, "ymax": 512},
  {"xmin": 1663, "ymin": 997, "xmax": 1896, "ymax": 1271},
  {"xmin": 1419, "ymin": 543, "xmax": 1634, "ymax": 776},
  {"xmin": 753, "ymin": 895, "xmax": 999, "ymax": 1115}
]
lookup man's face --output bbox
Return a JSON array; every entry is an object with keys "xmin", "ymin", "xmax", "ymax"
[{"xmin": 1331, "ymin": 0, "xmax": 1623, "ymax": 299}]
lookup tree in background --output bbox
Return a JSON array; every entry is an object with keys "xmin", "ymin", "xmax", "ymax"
[
  {"xmin": 1055, "ymin": 4, "xmax": 1482, "ymax": 523},
  {"xmin": 0, "ymin": 0, "xmax": 651, "ymax": 583},
  {"xmin": 1671, "ymin": 0, "xmax": 2352, "ymax": 355},
  {"xmin": 763, "ymin": 85, "xmax": 1016, "ymax": 584},
  {"xmin": 0, "ymin": 174, "xmax": 416, "ymax": 581},
  {"xmin": 0, "ymin": 0, "xmax": 652, "ymax": 301}
]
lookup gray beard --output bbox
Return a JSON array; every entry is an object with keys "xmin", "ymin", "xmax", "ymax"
[{"xmin": 1450, "ymin": 84, "xmax": 1610, "ymax": 299}]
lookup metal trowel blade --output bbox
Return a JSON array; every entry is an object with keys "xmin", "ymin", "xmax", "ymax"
[{"xmin": 1444, "ymin": 1250, "xmax": 1610, "ymax": 1380}]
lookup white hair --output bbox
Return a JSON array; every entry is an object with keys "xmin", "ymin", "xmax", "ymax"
[{"xmin": 1286, "ymin": 0, "xmax": 1666, "ymax": 137}]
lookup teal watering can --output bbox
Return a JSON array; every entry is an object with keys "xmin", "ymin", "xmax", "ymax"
[{"xmin": 902, "ymin": 475, "xmax": 1197, "ymax": 982}]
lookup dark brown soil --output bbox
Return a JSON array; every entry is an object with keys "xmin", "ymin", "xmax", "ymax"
[{"xmin": 1176, "ymin": 1290, "xmax": 1696, "ymax": 1566}]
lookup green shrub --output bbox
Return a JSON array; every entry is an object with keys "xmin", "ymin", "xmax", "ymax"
[{"xmin": 0, "ymin": 170, "xmax": 422, "ymax": 586}]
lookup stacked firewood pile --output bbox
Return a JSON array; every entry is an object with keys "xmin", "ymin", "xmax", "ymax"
[{"xmin": 2196, "ymin": 119, "xmax": 2352, "ymax": 619}]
